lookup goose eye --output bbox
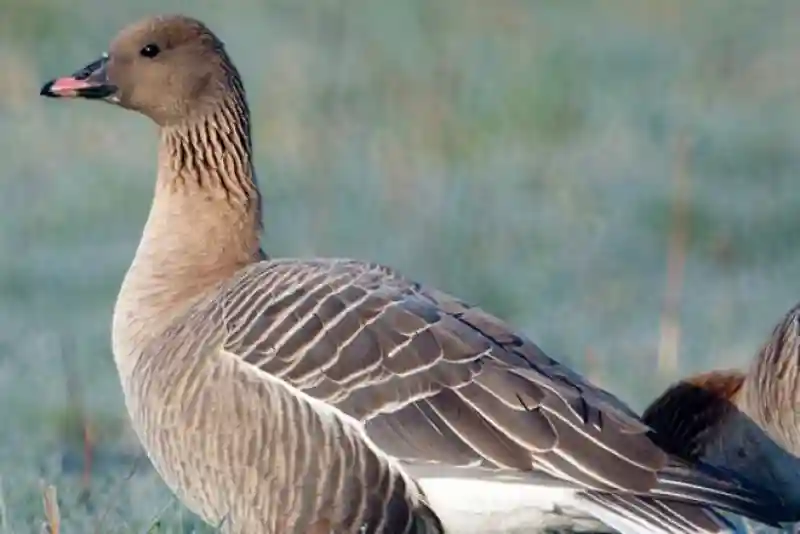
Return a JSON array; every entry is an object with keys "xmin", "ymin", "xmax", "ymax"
[{"xmin": 140, "ymin": 44, "xmax": 161, "ymax": 58}]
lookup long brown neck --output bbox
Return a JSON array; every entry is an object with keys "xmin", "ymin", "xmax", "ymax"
[
  {"xmin": 740, "ymin": 304, "xmax": 800, "ymax": 456},
  {"xmin": 112, "ymin": 91, "xmax": 264, "ymax": 367}
]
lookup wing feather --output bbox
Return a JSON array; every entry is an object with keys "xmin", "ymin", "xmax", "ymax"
[{"xmin": 217, "ymin": 259, "xmax": 789, "ymax": 531}]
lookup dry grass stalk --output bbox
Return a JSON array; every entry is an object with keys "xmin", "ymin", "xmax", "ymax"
[
  {"xmin": 584, "ymin": 346, "xmax": 601, "ymax": 384},
  {"xmin": 658, "ymin": 134, "xmax": 691, "ymax": 376},
  {"xmin": 40, "ymin": 483, "xmax": 59, "ymax": 534}
]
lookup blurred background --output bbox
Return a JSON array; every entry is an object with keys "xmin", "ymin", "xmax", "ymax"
[{"xmin": 2, "ymin": 0, "xmax": 800, "ymax": 531}]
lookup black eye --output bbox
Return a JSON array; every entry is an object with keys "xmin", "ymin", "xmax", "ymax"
[{"xmin": 139, "ymin": 44, "xmax": 161, "ymax": 58}]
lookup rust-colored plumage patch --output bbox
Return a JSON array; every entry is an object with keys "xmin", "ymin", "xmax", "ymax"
[{"xmin": 642, "ymin": 370, "xmax": 745, "ymax": 462}]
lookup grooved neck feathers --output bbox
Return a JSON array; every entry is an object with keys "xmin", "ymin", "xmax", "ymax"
[{"xmin": 114, "ymin": 93, "xmax": 265, "ymax": 362}]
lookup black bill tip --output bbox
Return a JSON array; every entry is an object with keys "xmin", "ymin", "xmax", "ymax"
[{"xmin": 40, "ymin": 80, "xmax": 59, "ymax": 98}]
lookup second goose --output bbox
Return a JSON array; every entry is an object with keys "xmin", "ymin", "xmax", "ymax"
[{"xmin": 643, "ymin": 303, "xmax": 800, "ymax": 531}]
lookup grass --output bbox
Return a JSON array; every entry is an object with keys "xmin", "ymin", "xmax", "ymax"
[{"xmin": 2, "ymin": 1, "xmax": 800, "ymax": 531}]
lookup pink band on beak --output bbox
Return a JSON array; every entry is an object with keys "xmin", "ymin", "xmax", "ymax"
[{"xmin": 46, "ymin": 76, "xmax": 95, "ymax": 96}]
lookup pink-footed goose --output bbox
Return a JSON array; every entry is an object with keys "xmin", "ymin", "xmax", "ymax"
[
  {"xmin": 643, "ymin": 303, "xmax": 800, "ymax": 532},
  {"xmin": 39, "ymin": 14, "xmax": 796, "ymax": 534}
]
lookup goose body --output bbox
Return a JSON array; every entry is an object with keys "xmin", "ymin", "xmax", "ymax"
[
  {"xmin": 40, "ymin": 14, "xmax": 797, "ymax": 534},
  {"xmin": 643, "ymin": 305, "xmax": 800, "ymax": 531}
]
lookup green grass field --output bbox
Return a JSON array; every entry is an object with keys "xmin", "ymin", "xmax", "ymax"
[{"xmin": 2, "ymin": 1, "xmax": 800, "ymax": 531}]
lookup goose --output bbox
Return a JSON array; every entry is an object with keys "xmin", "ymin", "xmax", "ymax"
[
  {"xmin": 38, "ymin": 14, "xmax": 796, "ymax": 534},
  {"xmin": 643, "ymin": 303, "xmax": 800, "ymax": 531}
]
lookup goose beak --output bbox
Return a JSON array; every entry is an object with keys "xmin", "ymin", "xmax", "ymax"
[{"xmin": 40, "ymin": 54, "xmax": 118, "ymax": 100}]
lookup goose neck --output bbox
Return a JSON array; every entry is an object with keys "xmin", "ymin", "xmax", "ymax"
[
  {"xmin": 113, "ymin": 96, "xmax": 265, "ymax": 360},
  {"xmin": 741, "ymin": 310, "xmax": 800, "ymax": 456}
]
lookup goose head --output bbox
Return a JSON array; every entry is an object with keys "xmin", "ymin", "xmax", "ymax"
[{"xmin": 40, "ymin": 14, "xmax": 243, "ymax": 127}]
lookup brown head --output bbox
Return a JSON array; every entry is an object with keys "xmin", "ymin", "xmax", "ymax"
[{"xmin": 40, "ymin": 14, "xmax": 246, "ymax": 127}]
